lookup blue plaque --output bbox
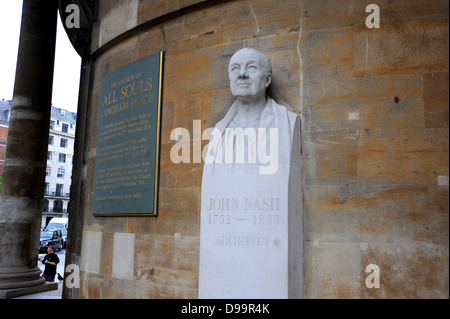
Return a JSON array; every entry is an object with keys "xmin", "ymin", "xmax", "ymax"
[{"xmin": 93, "ymin": 52, "xmax": 164, "ymax": 216}]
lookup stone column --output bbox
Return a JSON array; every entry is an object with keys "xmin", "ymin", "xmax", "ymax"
[{"xmin": 0, "ymin": 0, "xmax": 58, "ymax": 297}]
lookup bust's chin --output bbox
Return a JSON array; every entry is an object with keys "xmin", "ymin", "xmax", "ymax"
[{"xmin": 232, "ymin": 90, "xmax": 266, "ymax": 102}]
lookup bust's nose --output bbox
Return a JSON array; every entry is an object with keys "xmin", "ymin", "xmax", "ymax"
[
  {"xmin": 238, "ymin": 70, "xmax": 249, "ymax": 79},
  {"xmin": 238, "ymin": 67, "xmax": 248, "ymax": 79}
]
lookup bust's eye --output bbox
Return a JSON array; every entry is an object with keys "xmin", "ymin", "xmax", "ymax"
[
  {"xmin": 248, "ymin": 64, "xmax": 257, "ymax": 69},
  {"xmin": 230, "ymin": 65, "xmax": 240, "ymax": 72}
]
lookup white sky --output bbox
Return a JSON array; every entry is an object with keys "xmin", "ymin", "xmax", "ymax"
[{"xmin": 0, "ymin": 0, "xmax": 81, "ymax": 113}]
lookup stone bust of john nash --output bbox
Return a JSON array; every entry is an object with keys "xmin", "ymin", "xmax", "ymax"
[{"xmin": 199, "ymin": 48, "xmax": 303, "ymax": 299}]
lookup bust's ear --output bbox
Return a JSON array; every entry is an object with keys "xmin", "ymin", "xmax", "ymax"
[{"xmin": 266, "ymin": 73, "xmax": 272, "ymax": 88}]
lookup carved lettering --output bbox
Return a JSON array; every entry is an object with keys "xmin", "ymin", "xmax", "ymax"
[
  {"xmin": 215, "ymin": 235, "xmax": 270, "ymax": 247},
  {"xmin": 206, "ymin": 197, "xmax": 280, "ymax": 211}
]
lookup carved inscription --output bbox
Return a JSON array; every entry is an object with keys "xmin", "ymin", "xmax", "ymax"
[
  {"xmin": 215, "ymin": 236, "xmax": 270, "ymax": 247},
  {"xmin": 205, "ymin": 197, "xmax": 280, "ymax": 247}
]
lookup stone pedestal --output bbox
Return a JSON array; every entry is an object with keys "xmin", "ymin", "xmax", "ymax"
[{"xmin": 199, "ymin": 114, "xmax": 302, "ymax": 299}]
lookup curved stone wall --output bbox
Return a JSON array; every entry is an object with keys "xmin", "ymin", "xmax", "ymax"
[{"xmin": 73, "ymin": 0, "xmax": 449, "ymax": 298}]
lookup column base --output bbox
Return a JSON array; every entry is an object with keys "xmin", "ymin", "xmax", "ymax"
[
  {"xmin": 0, "ymin": 282, "xmax": 58, "ymax": 299},
  {"xmin": 0, "ymin": 266, "xmax": 44, "ymax": 289}
]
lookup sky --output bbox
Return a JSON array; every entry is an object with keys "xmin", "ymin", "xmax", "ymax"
[{"xmin": 0, "ymin": 0, "xmax": 81, "ymax": 113}]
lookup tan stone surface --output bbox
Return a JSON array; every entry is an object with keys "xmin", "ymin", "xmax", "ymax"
[
  {"xmin": 73, "ymin": 0, "xmax": 449, "ymax": 299},
  {"xmin": 424, "ymin": 72, "xmax": 449, "ymax": 128}
]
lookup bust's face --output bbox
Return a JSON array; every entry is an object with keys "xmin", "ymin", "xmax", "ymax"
[{"xmin": 228, "ymin": 49, "xmax": 271, "ymax": 100}]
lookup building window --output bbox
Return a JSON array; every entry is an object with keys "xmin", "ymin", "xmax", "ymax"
[
  {"xmin": 56, "ymin": 184, "xmax": 64, "ymax": 197},
  {"xmin": 47, "ymin": 151, "xmax": 52, "ymax": 160},
  {"xmin": 60, "ymin": 138, "xmax": 68, "ymax": 148},
  {"xmin": 44, "ymin": 183, "xmax": 49, "ymax": 195},
  {"xmin": 57, "ymin": 168, "xmax": 65, "ymax": 178},
  {"xmin": 50, "ymin": 120, "xmax": 55, "ymax": 130},
  {"xmin": 46, "ymin": 166, "xmax": 51, "ymax": 177},
  {"xmin": 62, "ymin": 123, "xmax": 69, "ymax": 133},
  {"xmin": 58, "ymin": 153, "xmax": 66, "ymax": 163},
  {"xmin": 60, "ymin": 109, "xmax": 66, "ymax": 117},
  {"xmin": 54, "ymin": 199, "xmax": 63, "ymax": 212},
  {"xmin": 43, "ymin": 199, "xmax": 49, "ymax": 212},
  {"xmin": 48, "ymin": 135, "xmax": 54, "ymax": 145}
]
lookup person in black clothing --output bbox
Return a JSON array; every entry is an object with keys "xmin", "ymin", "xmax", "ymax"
[{"xmin": 39, "ymin": 245, "xmax": 60, "ymax": 282}]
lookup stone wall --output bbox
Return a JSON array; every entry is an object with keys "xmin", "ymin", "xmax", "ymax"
[{"xmin": 72, "ymin": 0, "xmax": 449, "ymax": 298}]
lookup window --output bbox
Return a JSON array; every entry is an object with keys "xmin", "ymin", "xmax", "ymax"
[
  {"xmin": 46, "ymin": 166, "xmax": 51, "ymax": 177},
  {"xmin": 43, "ymin": 199, "xmax": 49, "ymax": 212},
  {"xmin": 62, "ymin": 123, "xmax": 69, "ymax": 133},
  {"xmin": 50, "ymin": 120, "xmax": 55, "ymax": 130},
  {"xmin": 47, "ymin": 151, "xmax": 52, "ymax": 160},
  {"xmin": 44, "ymin": 183, "xmax": 49, "ymax": 195},
  {"xmin": 59, "ymin": 109, "xmax": 66, "ymax": 117},
  {"xmin": 57, "ymin": 168, "xmax": 65, "ymax": 178},
  {"xmin": 48, "ymin": 135, "xmax": 54, "ymax": 145},
  {"xmin": 54, "ymin": 199, "xmax": 63, "ymax": 212},
  {"xmin": 60, "ymin": 138, "xmax": 68, "ymax": 148},
  {"xmin": 56, "ymin": 184, "xmax": 64, "ymax": 197},
  {"xmin": 58, "ymin": 153, "xmax": 66, "ymax": 163}
]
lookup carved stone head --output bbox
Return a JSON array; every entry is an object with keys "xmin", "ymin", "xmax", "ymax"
[{"xmin": 228, "ymin": 48, "xmax": 272, "ymax": 101}]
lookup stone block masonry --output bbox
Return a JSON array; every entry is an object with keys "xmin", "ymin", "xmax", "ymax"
[{"xmin": 64, "ymin": 0, "xmax": 448, "ymax": 299}]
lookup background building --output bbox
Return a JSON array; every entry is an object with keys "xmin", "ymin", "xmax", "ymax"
[
  {"xmin": 42, "ymin": 106, "xmax": 76, "ymax": 227},
  {"xmin": 0, "ymin": 100, "xmax": 11, "ymax": 177}
]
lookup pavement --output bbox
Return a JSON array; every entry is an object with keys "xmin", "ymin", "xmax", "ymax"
[{"xmin": 12, "ymin": 250, "xmax": 65, "ymax": 299}]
